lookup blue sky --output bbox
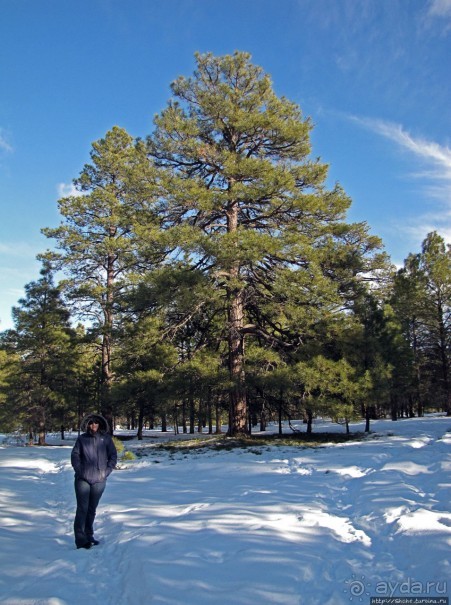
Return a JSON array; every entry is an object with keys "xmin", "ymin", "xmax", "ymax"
[{"xmin": 1, "ymin": 0, "xmax": 450, "ymax": 330}]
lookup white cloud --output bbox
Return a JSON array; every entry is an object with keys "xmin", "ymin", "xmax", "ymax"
[
  {"xmin": 0, "ymin": 241, "xmax": 41, "ymax": 259},
  {"xmin": 400, "ymin": 215, "xmax": 451, "ymax": 253},
  {"xmin": 384, "ymin": 209, "xmax": 451, "ymax": 265},
  {"xmin": 3, "ymin": 287, "xmax": 24, "ymax": 300},
  {"xmin": 426, "ymin": 0, "xmax": 451, "ymax": 32},
  {"xmin": 347, "ymin": 115, "xmax": 451, "ymax": 259},
  {"xmin": 351, "ymin": 117, "xmax": 451, "ymax": 172},
  {"xmin": 56, "ymin": 182, "xmax": 83, "ymax": 198},
  {"xmin": 428, "ymin": 0, "xmax": 451, "ymax": 18},
  {"xmin": 349, "ymin": 117, "xmax": 451, "ymax": 199},
  {"xmin": 0, "ymin": 129, "xmax": 13, "ymax": 153}
]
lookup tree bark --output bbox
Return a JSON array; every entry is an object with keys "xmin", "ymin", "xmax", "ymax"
[
  {"xmin": 37, "ymin": 408, "xmax": 46, "ymax": 446},
  {"xmin": 101, "ymin": 248, "xmax": 115, "ymax": 434},
  {"xmin": 365, "ymin": 407, "xmax": 370, "ymax": 433},
  {"xmin": 215, "ymin": 397, "xmax": 222, "ymax": 434},
  {"xmin": 305, "ymin": 408, "xmax": 313, "ymax": 434},
  {"xmin": 227, "ymin": 294, "xmax": 247, "ymax": 435},
  {"xmin": 226, "ymin": 198, "xmax": 248, "ymax": 436},
  {"xmin": 137, "ymin": 401, "xmax": 144, "ymax": 440}
]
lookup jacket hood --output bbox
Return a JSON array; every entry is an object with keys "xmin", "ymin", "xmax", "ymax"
[{"xmin": 80, "ymin": 413, "xmax": 110, "ymax": 434}]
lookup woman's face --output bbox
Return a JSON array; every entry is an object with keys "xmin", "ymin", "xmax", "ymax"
[{"xmin": 88, "ymin": 420, "xmax": 99, "ymax": 433}]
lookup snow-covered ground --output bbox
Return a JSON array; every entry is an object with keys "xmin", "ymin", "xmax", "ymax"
[{"xmin": 0, "ymin": 416, "xmax": 450, "ymax": 605}]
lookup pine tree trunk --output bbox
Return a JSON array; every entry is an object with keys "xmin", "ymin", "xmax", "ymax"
[
  {"xmin": 101, "ymin": 331, "xmax": 114, "ymax": 433},
  {"xmin": 207, "ymin": 391, "xmax": 213, "ymax": 434},
  {"xmin": 306, "ymin": 408, "xmax": 313, "ymax": 434},
  {"xmin": 189, "ymin": 388, "xmax": 195, "ymax": 434},
  {"xmin": 182, "ymin": 399, "xmax": 187, "ymax": 433},
  {"xmin": 197, "ymin": 398, "xmax": 203, "ymax": 434},
  {"xmin": 226, "ymin": 198, "xmax": 248, "ymax": 436},
  {"xmin": 37, "ymin": 412, "xmax": 46, "ymax": 446},
  {"xmin": 227, "ymin": 290, "xmax": 247, "ymax": 435},
  {"xmin": 215, "ymin": 397, "xmax": 222, "ymax": 434},
  {"xmin": 365, "ymin": 407, "xmax": 371, "ymax": 432},
  {"xmin": 391, "ymin": 394, "xmax": 398, "ymax": 420},
  {"xmin": 260, "ymin": 406, "xmax": 266, "ymax": 432},
  {"xmin": 101, "ymin": 249, "xmax": 115, "ymax": 434},
  {"xmin": 137, "ymin": 402, "xmax": 144, "ymax": 440}
]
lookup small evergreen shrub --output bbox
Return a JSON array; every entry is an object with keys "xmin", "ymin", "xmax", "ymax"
[
  {"xmin": 122, "ymin": 450, "xmax": 136, "ymax": 461},
  {"xmin": 112, "ymin": 436, "xmax": 125, "ymax": 454},
  {"xmin": 112, "ymin": 436, "xmax": 135, "ymax": 461}
]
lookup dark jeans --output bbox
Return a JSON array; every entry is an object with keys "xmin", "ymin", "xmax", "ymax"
[{"xmin": 74, "ymin": 478, "xmax": 106, "ymax": 547}]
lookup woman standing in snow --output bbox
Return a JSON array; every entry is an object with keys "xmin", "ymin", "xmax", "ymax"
[{"xmin": 71, "ymin": 414, "xmax": 117, "ymax": 550}]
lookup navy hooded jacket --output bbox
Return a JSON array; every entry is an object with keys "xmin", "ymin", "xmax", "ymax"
[{"xmin": 71, "ymin": 414, "xmax": 117, "ymax": 485}]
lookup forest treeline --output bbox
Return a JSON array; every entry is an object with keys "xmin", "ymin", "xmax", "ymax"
[{"xmin": 1, "ymin": 52, "xmax": 450, "ymax": 444}]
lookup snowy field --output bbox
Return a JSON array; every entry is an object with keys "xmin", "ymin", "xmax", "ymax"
[{"xmin": 0, "ymin": 416, "xmax": 450, "ymax": 605}]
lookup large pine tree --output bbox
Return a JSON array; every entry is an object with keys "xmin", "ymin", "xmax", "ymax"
[
  {"xmin": 148, "ymin": 51, "xmax": 383, "ymax": 435},
  {"xmin": 42, "ymin": 127, "xmax": 159, "ymax": 428}
]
